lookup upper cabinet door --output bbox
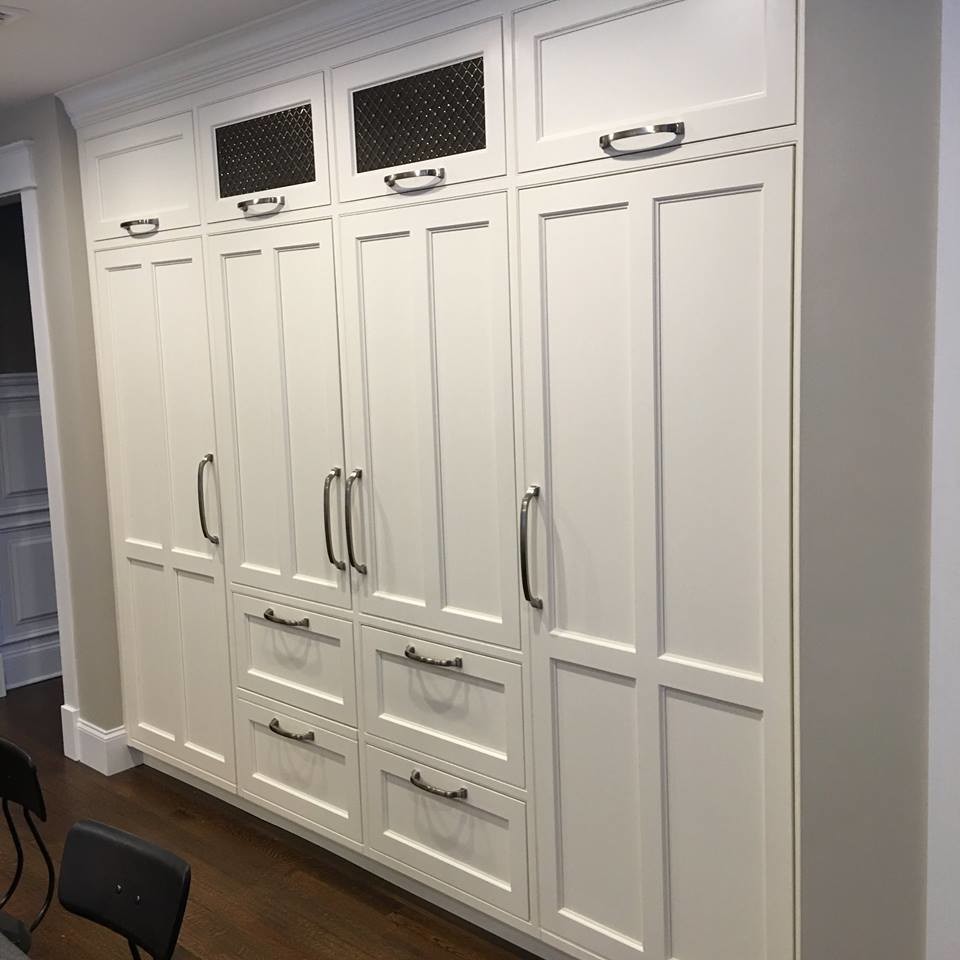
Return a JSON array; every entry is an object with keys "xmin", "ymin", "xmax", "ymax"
[
  {"xmin": 340, "ymin": 194, "xmax": 519, "ymax": 648},
  {"xmin": 514, "ymin": 0, "xmax": 797, "ymax": 172},
  {"xmin": 332, "ymin": 20, "xmax": 505, "ymax": 202},
  {"xmin": 82, "ymin": 113, "xmax": 200, "ymax": 242},
  {"xmin": 198, "ymin": 74, "xmax": 331, "ymax": 225},
  {"xmin": 206, "ymin": 220, "xmax": 350, "ymax": 609},
  {"xmin": 93, "ymin": 239, "xmax": 235, "ymax": 789}
]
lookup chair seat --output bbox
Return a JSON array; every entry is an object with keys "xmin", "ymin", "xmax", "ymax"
[{"xmin": 0, "ymin": 912, "xmax": 30, "ymax": 954}]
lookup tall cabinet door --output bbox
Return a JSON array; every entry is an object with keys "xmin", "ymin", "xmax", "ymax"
[
  {"xmin": 521, "ymin": 149, "xmax": 795, "ymax": 960},
  {"xmin": 340, "ymin": 194, "xmax": 519, "ymax": 648},
  {"xmin": 94, "ymin": 239, "xmax": 235, "ymax": 789},
  {"xmin": 206, "ymin": 221, "xmax": 350, "ymax": 609}
]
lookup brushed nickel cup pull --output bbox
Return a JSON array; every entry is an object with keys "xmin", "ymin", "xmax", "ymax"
[
  {"xmin": 519, "ymin": 484, "xmax": 543, "ymax": 610},
  {"xmin": 268, "ymin": 718, "xmax": 315, "ymax": 743},
  {"xmin": 120, "ymin": 217, "xmax": 159, "ymax": 234},
  {"xmin": 263, "ymin": 608, "xmax": 310, "ymax": 628},
  {"xmin": 404, "ymin": 645, "xmax": 463, "ymax": 669},
  {"xmin": 345, "ymin": 468, "xmax": 367, "ymax": 574},
  {"xmin": 384, "ymin": 168, "xmax": 446, "ymax": 190},
  {"xmin": 323, "ymin": 467, "xmax": 347, "ymax": 571},
  {"xmin": 409, "ymin": 770, "xmax": 468, "ymax": 800},
  {"xmin": 197, "ymin": 453, "xmax": 219, "ymax": 545},
  {"xmin": 237, "ymin": 196, "xmax": 285, "ymax": 214},
  {"xmin": 599, "ymin": 121, "xmax": 685, "ymax": 153}
]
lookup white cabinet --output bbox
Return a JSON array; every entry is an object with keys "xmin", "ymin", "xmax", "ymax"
[
  {"xmin": 93, "ymin": 238, "xmax": 234, "ymax": 789},
  {"xmin": 513, "ymin": 0, "xmax": 796, "ymax": 171},
  {"xmin": 331, "ymin": 19, "xmax": 505, "ymax": 201},
  {"xmin": 339, "ymin": 193, "xmax": 519, "ymax": 647},
  {"xmin": 82, "ymin": 113, "xmax": 200, "ymax": 241},
  {"xmin": 519, "ymin": 150, "xmax": 795, "ymax": 960},
  {"xmin": 198, "ymin": 74, "xmax": 331, "ymax": 224},
  {"xmin": 364, "ymin": 745, "xmax": 529, "ymax": 919},
  {"xmin": 360, "ymin": 625, "xmax": 524, "ymax": 786},
  {"xmin": 206, "ymin": 220, "xmax": 350, "ymax": 609},
  {"xmin": 235, "ymin": 695, "xmax": 362, "ymax": 845},
  {"xmin": 232, "ymin": 592, "xmax": 357, "ymax": 727}
]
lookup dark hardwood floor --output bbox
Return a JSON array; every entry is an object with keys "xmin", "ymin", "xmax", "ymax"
[{"xmin": 0, "ymin": 679, "xmax": 535, "ymax": 960}]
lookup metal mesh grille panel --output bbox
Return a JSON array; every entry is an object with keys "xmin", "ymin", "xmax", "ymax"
[
  {"xmin": 352, "ymin": 57, "xmax": 486, "ymax": 174},
  {"xmin": 215, "ymin": 104, "xmax": 316, "ymax": 198}
]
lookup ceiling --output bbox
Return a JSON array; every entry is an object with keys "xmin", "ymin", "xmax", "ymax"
[{"xmin": 0, "ymin": 0, "xmax": 315, "ymax": 109}]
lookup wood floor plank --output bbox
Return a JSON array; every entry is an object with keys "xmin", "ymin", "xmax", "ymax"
[{"xmin": 0, "ymin": 680, "xmax": 535, "ymax": 960}]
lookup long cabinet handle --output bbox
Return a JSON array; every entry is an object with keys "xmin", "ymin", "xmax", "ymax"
[
  {"xmin": 237, "ymin": 196, "xmax": 285, "ymax": 214},
  {"xmin": 599, "ymin": 121, "xmax": 685, "ymax": 152},
  {"xmin": 323, "ymin": 467, "xmax": 347, "ymax": 571},
  {"xmin": 409, "ymin": 770, "xmax": 467, "ymax": 801},
  {"xmin": 519, "ymin": 484, "xmax": 543, "ymax": 610},
  {"xmin": 268, "ymin": 718, "xmax": 315, "ymax": 743},
  {"xmin": 384, "ymin": 168, "xmax": 445, "ymax": 190},
  {"xmin": 344, "ymin": 468, "xmax": 367, "ymax": 575},
  {"xmin": 263, "ymin": 608, "xmax": 310, "ymax": 629},
  {"xmin": 404, "ymin": 645, "xmax": 463, "ymax": 669},
  {"xmin": 120, "ymin": 217, "xmax": 159, "ymax": 234},
  {"xmin": 197, "ymin": 453, "xmax": 219, "ymax": 545}
]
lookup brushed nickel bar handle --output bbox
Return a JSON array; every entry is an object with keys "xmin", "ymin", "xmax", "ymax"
[
  {"xmin": 268, "ymin": 718, "xmax": 315, "ymax": 743},
  {"xmin": 263, "ymin": 608, "xmax": 310, "ymax": 629},
  {"xmin": 345, "ymin": 468, "xmax": 367, "ymax": 574},
  {"xmin": 519, "ymin": 484, "xmax": 543, "ymax": 610},
  {"xmin": 404, "ymin": 645, "xmax": 463, "ymax": 669},
  {"xmin": 197, "ymin": 453, "xmax": 219, "ymax": 545},
  {"xmin": 237, "ymin": 196, "xmax": 285, "ymax": 214},
  {"xmin": 409, "ymin": 770, "xmax": 467, "ymax": 801},
  {"xmin": 599, "ymin": 121, "xmax": 685, "ymax": 152},
  {"xmin": 384, "ymin": 168, "xmax": 445, "ymax": 190},
  {"xmin": 323, "ymin": 467, "xmax": 346, "ymax": 571},
  {"xmin": 120, "ymin": 217, "xmax": 159, "ymax": 234}
]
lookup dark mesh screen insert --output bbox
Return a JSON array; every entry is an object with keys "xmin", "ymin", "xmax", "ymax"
[
  {"xmin": 215, "ymin": 104, "xmax": 315, "ymax": 198},
  {"xmin": 352, "ymin": 57, "xmax": 486, "ymax": 174}
]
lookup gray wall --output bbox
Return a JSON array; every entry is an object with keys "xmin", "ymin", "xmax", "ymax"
[
  {"xmin": 0, "ymin": 200, "xmax": 37, "ymax": 373},
  {"xmin": 799, "ymin": 1, "xmax": 940, "ymax": 957},
  {"xmin": 927, "ymin": 2, "xmax": 960, "ymax": 957},
  {"xmin": 0, "ymin": 95, "xmax": 121, "ymax": 729}
]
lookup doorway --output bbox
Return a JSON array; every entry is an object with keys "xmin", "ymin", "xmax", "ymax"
[{"xmin": 0, "ymin": 195, "xmax": 60, "ymax": 695}]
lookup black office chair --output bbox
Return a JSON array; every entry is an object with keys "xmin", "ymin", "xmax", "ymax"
[
  {"xmin": 58, "ymin": 820, "xmax": 190, "ymax": 960},
  {"xmin": 0, "ymin": 738, "xmax": 55, "ymax": 954}
]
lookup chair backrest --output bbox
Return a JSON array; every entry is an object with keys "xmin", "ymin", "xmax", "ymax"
[
  {"xmin": 0, "ymin": 738, "xmax": 46, "ymax": 820},
  {"xmin": 58, "ymin": 821, "xmax": 191, "ymax": 960}
]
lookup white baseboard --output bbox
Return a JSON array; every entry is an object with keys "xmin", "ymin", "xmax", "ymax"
[
  {"xmin": 1, "ymin": 636, "xmax": 61, "ymax": 690},
  {"xmin": 60, "ymin": 707, "xmax": 140, "ymax": 775}
]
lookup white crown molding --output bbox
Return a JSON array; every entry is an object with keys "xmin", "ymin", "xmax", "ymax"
[
  {"xmin": 59, "ymin": 0, "xmax": 474, "ymax": 129},
  {"xmin": 0, "ymin": 139, "xmax": 37, "ymax": 194}
]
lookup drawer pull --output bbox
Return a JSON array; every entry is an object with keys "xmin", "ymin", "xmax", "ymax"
[
  {"xmin": 196, "ymin": 453, "xmax": 219, "ymax": 545},
  {"xmin": 599, "ymin": 121, "xmax": 685, "ymax": 153},
  {"xmin": 409, "ymin": 770, "xmax": 467, "ymax": 801},
  {"xmin": 519, "ymin": 484, "xmax": 543, "ymax": 610},
  {"xmin": 120, "ymin": 217, "xmax": 159, "ymax": 235},
  {"xmin": 384, "ymin": 168, "xmax": 445, "ymax": 191},
  {"xmin": 268, "ymin": 718, "xmax": 315, "ymax": 743},
  {"xmin": 237, "ymin": 196, "xmax": 285, "ymax": 214},
  {"xmin": 323, "ymin": 466, "xmax": 347, "ymax": 571},
  {"xmin": 404, "ymin": 645, "xmax": 463, "ymax": 669},
  {"xmin": 263, "ymin": 608, "xmax": 310, "ymax": 629},
  {"xmin": 345, "ymin": 468, "xmax": 367, "ymax": 574}
]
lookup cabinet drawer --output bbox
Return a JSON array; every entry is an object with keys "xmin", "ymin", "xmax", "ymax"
[
  {"xmin": 232, "ymin": 593, "xmax": 357, "ymax": 726},
  {"xmin": 235, "ymin": 697, "xmax": 362, "ymax": 844},
  {"xmin": 198, "ymin": 74, "xmax": 330, "ymax": 224},
  {"xmin": 82, "ymin": 113, "xmax": 200, "ymax": 241},
  {"xmin": 364, "ymin": 746, "xmax": 529, "ymax": 919},
  {"xmin": 361, "ymin": 627, "xmax": 524, "ymax": 786},
  {"xmin": 514, "ymin": 0, "xmax": 796, "ymax": 172},
  {"xmin": 332, "ymin": 19, "xmax": 505, "ymax": 201}
]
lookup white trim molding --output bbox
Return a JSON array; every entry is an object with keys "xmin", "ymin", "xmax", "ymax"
[
  {"xmin": 61, "ymin": 707, "xmax": 140, "ymax": 776},
  {"xmin": 58, "ymin": 0, "xmax": 472, "ymax": 127}
]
